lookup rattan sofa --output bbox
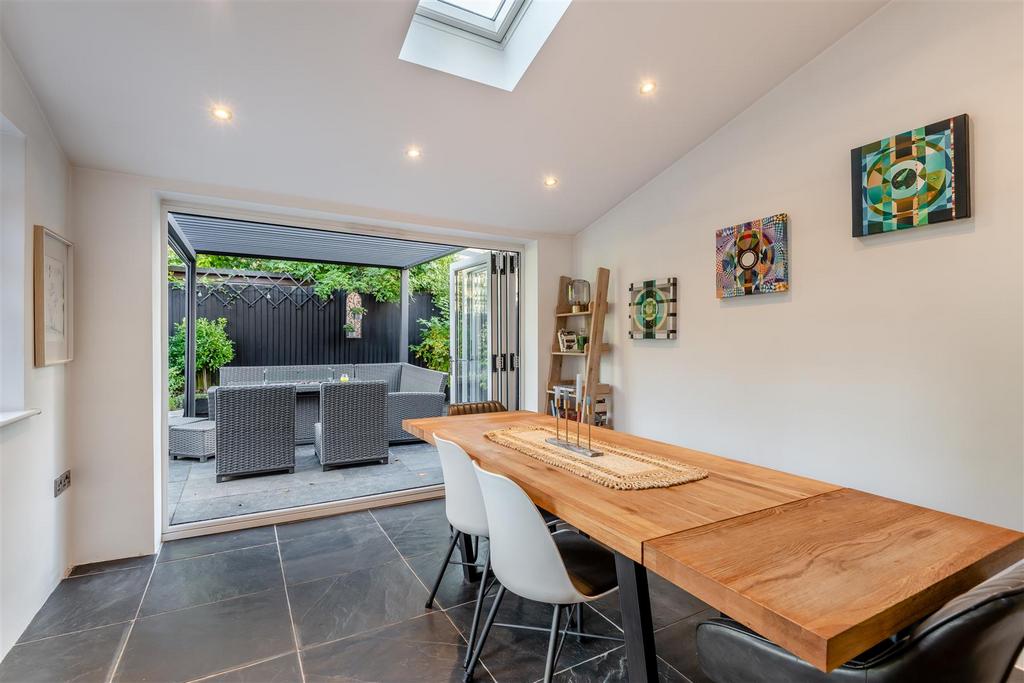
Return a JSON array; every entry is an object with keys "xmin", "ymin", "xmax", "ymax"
[
  {"xmin": 211, "ymin": 362, "xmax": 446, "ymax": 443},
  {"xmin": 314, "ymin": 381, "xmax": 389, "ymax": 469}
]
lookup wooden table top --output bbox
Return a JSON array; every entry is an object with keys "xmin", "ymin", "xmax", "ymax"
[
  {"xmin": 404, "ymin": 411, "xmax": 839, "ymax": 561},
  {"xmin": 405, "ymin": 411, "xmax": 1024, "ymax": 673},
  {"xmin": 646, "ymin": 488, "xmax": 1024, "ymax": 671}
]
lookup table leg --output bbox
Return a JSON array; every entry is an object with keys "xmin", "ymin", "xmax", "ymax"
[
  {"xmin": 460, "ymin": 533, "xmax": 480, "ymax": 582},
  {"xmin": 614, "ymin": 552, "xmax": 657, "ymax": 683}
]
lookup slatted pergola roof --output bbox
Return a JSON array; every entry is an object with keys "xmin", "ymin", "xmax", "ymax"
[{"xmin": 169, "ymin": 212, "xmax": 462, "ymax": 268}]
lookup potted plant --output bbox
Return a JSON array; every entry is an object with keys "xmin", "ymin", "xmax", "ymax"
[{"xmin": 169, "ymin": 316, "xmax": 235, "ymax": 416}]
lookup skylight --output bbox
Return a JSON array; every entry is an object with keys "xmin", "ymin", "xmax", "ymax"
[
  {"xmin": 400, "ymin": 0, "xmax": 571, "ymax": 91},
  {"xmin": 441, "ymin": 0, "xmax": 505, "ymax": 20},
  {"xmin": 415, "ymin": 0, "xmax": 526, "ymax": 44}
]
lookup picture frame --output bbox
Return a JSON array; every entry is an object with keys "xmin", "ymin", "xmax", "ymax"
[
  {"xmin": 33, "ymin": 225, "xmax": 74, "ymax": 366},
  {"xmin": 851, "ymin": 114, "xmax": 971, "ymax": 237},
  {"xmin": 627, "ymin": 278, "xmax": 677, "ymax": 339},
  {"xmin": 716, "ymin": 213, "xmax": 789, "ymax": 299}
]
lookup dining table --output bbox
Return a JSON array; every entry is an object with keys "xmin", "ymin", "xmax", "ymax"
[{"xmin": 404, "ymin": 410, "xmax": 1024, "ymax": 682}]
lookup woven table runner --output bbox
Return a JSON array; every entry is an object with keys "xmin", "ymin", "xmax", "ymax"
[{"xmin": 484, "ymin": 426, "xmax": 708, "ymax": 491}]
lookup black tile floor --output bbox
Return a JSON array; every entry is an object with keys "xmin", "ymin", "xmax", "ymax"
[{"xmin": 0, "ymin": 500, "xmax": 716, "ymax": 683}]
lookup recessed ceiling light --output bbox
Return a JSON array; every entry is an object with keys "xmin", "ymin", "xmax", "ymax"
[
  {"xmin": 543, "ymin": 176, "xmax": 559, "ymax": 188},
  {"xmin": 639, "ymin": 80, "xmax": 657, "ymax": 95},
  {"xmin": 406, "ymin": 146, "xmax": 423, "ymax": 159},
  {"xmin": 210, "ymin": 105, "xmax": 233, "ymax": 121}
]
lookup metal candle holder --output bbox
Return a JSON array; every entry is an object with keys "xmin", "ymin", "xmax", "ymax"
[{"xmin": 547, "ymin": 388, "xmax": 602, "ymax": 458}]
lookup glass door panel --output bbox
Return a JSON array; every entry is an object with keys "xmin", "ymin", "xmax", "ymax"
[{"xmin": 450, "ymin": 254, "xmax": 491, "ymax": 404}]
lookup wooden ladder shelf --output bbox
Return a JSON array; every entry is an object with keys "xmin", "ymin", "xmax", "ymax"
[{"xmin": 547, "ymin": 267, "xmax": 612, "ymax": 428}]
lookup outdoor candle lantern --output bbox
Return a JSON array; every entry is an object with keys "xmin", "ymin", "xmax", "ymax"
[{"xmin": 568, "ymin": 279, "xmax": 591, "ymax": 313}]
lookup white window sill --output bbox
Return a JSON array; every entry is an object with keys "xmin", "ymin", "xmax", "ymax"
[{"xmin": 0, "ymin": 409, "xmax": 41, "ymax": 428}]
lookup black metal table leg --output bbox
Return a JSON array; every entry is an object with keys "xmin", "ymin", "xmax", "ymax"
[
  {"xmin": 614, "ymin": 552, "xmax": 658, "ymax": 683},
  {"xmin": 460, "ymin": 533, "xmax": 481, "ymax": 582}
]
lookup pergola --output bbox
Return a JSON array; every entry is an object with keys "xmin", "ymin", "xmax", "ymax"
[{"xmin": 167, "ymin": 212, "xmax": 461, "ymax": 416}]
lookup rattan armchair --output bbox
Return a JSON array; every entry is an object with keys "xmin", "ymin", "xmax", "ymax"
[
  {"xmin": 214, "ymin": 385, "xmax": 296, "ymax": 482},
  {"xmin": 314, "ymin": 380, "xmax": 389, "ymax": 470}
]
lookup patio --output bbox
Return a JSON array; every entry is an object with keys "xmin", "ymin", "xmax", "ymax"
[{"xmin": 168, "ymin": 442, "xmax": 442, "ymax": 524}]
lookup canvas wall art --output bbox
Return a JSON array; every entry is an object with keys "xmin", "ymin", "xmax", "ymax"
[
  {"xmin": 628, "ymin": 278, "xmax": 676, "ymax": 339},
  {"xmin": 34, "ymin": 225, "xmax": 74, "ymax": 366},
  {"xmin": 851, "ymin": 114, "xmax": 971, "ymax": 237},
  {"xmin": 715, "ymin": 213, "xmax": 789, "ymax": 299}
]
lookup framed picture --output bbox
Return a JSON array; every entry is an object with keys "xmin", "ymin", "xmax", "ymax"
[
  {"xmin": 716, "ymin": 213, "xmax": 789, "ymax": 299},
  {"xmin": 34, "ymin": 225, "xmax": 73, "ymax": 366},
  {"xmin": 628, "ymin": 278, "xmax": 677, "ymax": 339},
  {"xmin": 851, "ymin": 114, "xmax": 971, "ymax": 237}
]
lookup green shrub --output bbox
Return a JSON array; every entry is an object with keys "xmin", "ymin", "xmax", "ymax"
[
  {"xmin": 169, "ymin": 317, "xmax": 236, "ymax": 392},
  {"xmin": 411, "ymin": 315, "xmax": 450, "ymax": 376}
]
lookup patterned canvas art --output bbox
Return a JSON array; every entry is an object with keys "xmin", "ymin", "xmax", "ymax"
[
  {"xmin": 716, "ymin": 213, "xmax": 789, "ymax": 299},
  {"xmin": 628, "ymin": 278, "xmax": 677, "ymax": 339},
  {"xmin": 851, "ymin": 114, "xmax": 971, "ymax": 237}
]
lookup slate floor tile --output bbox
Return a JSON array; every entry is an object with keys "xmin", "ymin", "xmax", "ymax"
[
  {"xmin": 202, "ymin": 652, "xmax": 303, "ymax": 682},
  {"xmin": 447, "ymin": 591, "xmax": 623, "ymax": 682},
  {"xmin": 301, "ymin": 612, "xmax": 467, "ymax": 683},
  {"xmin": 114, "ymin": 590, "xmax": 294, "ymax": 683},
  {"xmin": 550, "ymin": 646, "xmax": 686, "ymax": 683},
  {"xmin": 289, "ymin": 557, "xmax": 429, "ymax": 647},
  {"xmin": 279, "ymin": 521, "xmax": 400, "ymax": 585},
  {"xmin": 18, "ymin": 567, "xmax": 151, "ymax": 643},
  {"xmin": 141, "ymin": 544, "xmax": 284, "ymax": 616},
  {"xmin": 68, "ymin": 554, "xmax": 156, "ymax": 578},
  {"xmin": 590, "ymin": 570, "xmax": 711, "ymax": 631},
  {"xmin": 158, "ymin": 526, "xmax": 277, "ymax": 562},
  {"xmin": 652, "ymin": 608, "xmax": 719, "ymax": 683},
  {"xmin": 370, "ymin": 499, "xmax": 451, "ymax": 558},
  {"xmin": 0, "ymin": 622, "xmax": 130, "ymax": 683},
  {"xmin": 407, "ymin": 545, "xmax": 484, "ymax": 610},
  {"xmin": 275, "ymin": 510, "xmax": 377, "ymax": 541}
]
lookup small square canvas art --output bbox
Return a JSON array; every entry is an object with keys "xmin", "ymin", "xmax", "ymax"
[
  {"xmin": 851, "ymin": 114, "xmax": 971, "ymax": 237},
  {"xmin": 628, "ymin": 278, "xmax": 677, "ymax": 339},
  {"xmin": 716, "ymin": 213, "xmax": 789, "ymax": 299}
]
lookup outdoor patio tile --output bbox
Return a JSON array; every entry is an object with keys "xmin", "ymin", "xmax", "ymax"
[
  {"xmin": 651, "ymin": 609, "xmax": 719, "ymax": 683},
  {"xmin": 588, "ymin": 570, "xmax": 711, "ymax": 632},
  {"xmin": 0, "ymin": 622, "xmax": 130, "ymax": 683},
  {"xmin": 202, "ymin": 652, "xmax": 302, "ymax": 682},
  {"xmin": 169, "ymin": 460, "xmax": 191, "ymax": 482},
  {"xmin": 300, "ymin": 611, "xmax": 466, "ymax": 682},
  {"xmin": 17, "ymin": 567, "xmax": 150, "ymax": 643},
  {"xmin": 446, "ymin": 591, "xmax": 622, "ymax": 683},
  {"xmin": 141, "ymin": 544, "xmax": 284, "ymax": 616},
  {"xmin": 370, "ymin": 499, "xmax": 451, "ymax": 558},
  {"xmin": 158, "ymin": 526, "xmax": 277, "ymax": 562},
  {"xmin": 68, "ymin": 553, "xmax": 156, "ymax": 578},
  {"xmin": 278, "ymin": 521, "xmax": 401, "ymax": 585},
  {"xmin": 275, "ymin": 510, "xmax": 376, "ymax": 541},
  {"xmin": 391, "ymin": 448, "xmax": 441, "ymax": 471},
  {"xmin": 171, "ymin": 489, "xmax": 302, "ymax": 525},
  {"xmin": 549, "ymin": 646, "xmax": 686, "ymax": 683},
  {"xmin": 113, "ymin": 590, "xmax": 294, "ymax": 683},
  {"xmin": 288, "ymin": 557, "xmax": 430, "ymax": 648}
]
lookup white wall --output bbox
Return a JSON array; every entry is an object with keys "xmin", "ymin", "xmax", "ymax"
[
  {"xmin": 521, "ymin": 235, "xmax": 573, "ymax": 411},
  {"xmin": 574, "ymin": 0, "xmax": 1023, "ymax": 530},
  {"xmin": 0, "ymin": 39, "xmax": 72, "ymax": 658},
  {"xmin": 67, "ymin": 166, "xmax": 569, "ymax": 564}
]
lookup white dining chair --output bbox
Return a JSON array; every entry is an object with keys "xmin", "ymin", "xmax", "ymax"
[
  {"xmin": 465, "ymin": 461, "xmax": 621, "ymax": 683},
  {"xmin": 424, "ymin": 436, "xmax": 494, "ymax": 667}
]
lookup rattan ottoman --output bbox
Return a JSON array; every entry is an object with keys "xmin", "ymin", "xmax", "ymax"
[{"xmin": 169, "ymin": 420, "xmax": 217, "ymax": 463}]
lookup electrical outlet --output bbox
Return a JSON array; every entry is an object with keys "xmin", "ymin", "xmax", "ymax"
[{"xmin": 54, "ymin": 470, "xmax": 71, "ymax": 498}]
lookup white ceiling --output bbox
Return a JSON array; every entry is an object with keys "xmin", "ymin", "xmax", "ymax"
[{"xmin": 0, "ymin": 1, "xmax": 882, "ymax": 236}]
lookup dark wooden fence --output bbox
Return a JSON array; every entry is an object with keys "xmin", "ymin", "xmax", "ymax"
[{"xmin": 168, "ymin": 283, "xmax": 440, "ymax": 368}]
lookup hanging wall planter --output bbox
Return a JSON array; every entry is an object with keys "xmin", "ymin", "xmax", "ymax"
[{"xmin": 345, "ymin": 292, "xmax": 365, "ymax": 338}]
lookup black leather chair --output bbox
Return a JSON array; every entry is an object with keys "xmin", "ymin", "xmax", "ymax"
[{"xmin": 696, "ymin": 560, "xmax": 1024, "ymax": 683}]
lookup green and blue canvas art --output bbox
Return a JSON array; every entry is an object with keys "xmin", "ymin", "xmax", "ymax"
[
  {"xmin": 628, "ymin": 278, "xmax": 677, "ymax": 339},
  {"xmin": 851, "ymin": 114, "xmax": 971, "ymax": 237}
]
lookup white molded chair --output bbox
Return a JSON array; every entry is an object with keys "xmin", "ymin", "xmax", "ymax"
[
  {"xmin": 465, "ymin": 461, "xmax": 620, "ymax": 683},
  {"xmin": 425, "ymin": 436, "xmax": 494, "ymax": 668}
]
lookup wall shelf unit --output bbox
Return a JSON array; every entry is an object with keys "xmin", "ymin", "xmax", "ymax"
[{"xmin": 547, "ymin": 268, "xmax": 612, "ymax": 427}]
